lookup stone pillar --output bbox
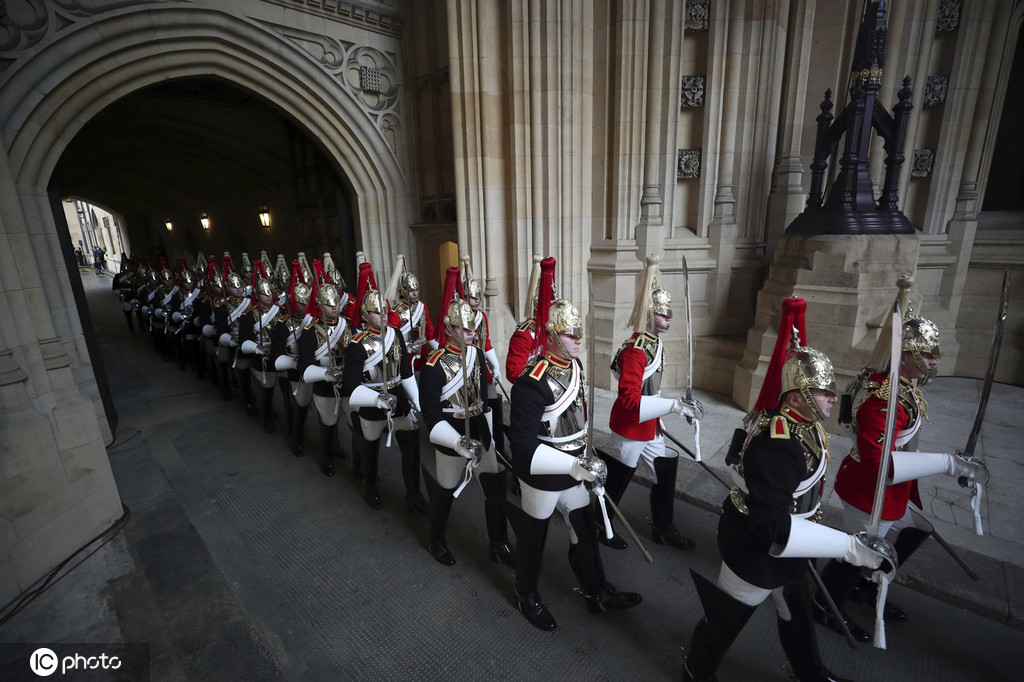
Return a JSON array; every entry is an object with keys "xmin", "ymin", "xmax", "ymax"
[{"xmin": 734, "ymin": 233, "xmax": 920, "ymax": 412}]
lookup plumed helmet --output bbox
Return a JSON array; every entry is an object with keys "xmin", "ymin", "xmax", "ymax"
[
  {"xmin": 225, "ymin": 271, "xmax": 244, "ymax": 291},
  {"xmin": 241, "ymin": 253, "xmax": 253, "ymax": 280},
  {"xmin": 160, "ymin": 268, "xmax": 173, "ymax": 286},
  {"xmin": 293, "ymin": 281, "xmax": 311, "ymax": 310},
  {"xmin": 361, "ymin": 287, "xmax": 388, "ymax": 331},
  {"xmin": 179, "ymin": 269, "xmax": 195, "ymax": 290},
  {"xmin": 546, "ymin": 299, "xmax": 583, "ymax": 338},
  {"xmin": 317, "ymin": 282, "xmax": 341, "ymax": 308},
  {"xmin": 780, "ymin": 347, "xmax": 837, "ymax": 400},
  {"xmin": 461, "ymin": 253, "xmax": 482, "ymax": 300},
  {"xmin": 256, "ymin": 278, "xmax": 275, "ymax": 298},
  {"xmin": 902, "ymin": 316, "xmax": 940, "ymax": 357},
  {"xmin": 444, "ymin": 296, "xmax": 476, "ymax": 341},
  {"xmin": 323, "ymin": 252, "xmax": 346, "ymax": 290},
  {"xmin": 399, "ymin": 271, "xmax": 419, "ymax": 298},
  {"xmin": 650, "ymin": 287, "xmax": 672, "ymax": 318}
]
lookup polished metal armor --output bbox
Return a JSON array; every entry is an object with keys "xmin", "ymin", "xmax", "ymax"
[
  {"xmin": 436, "ymin": 348, "xmax": 484, "ymax": 419},
  {"xmin": 355, "ymin": 329, "xmax": 403, "ymax": 389}
]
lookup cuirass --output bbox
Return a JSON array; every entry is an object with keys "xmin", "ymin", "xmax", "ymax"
[
  {"xmin": 359, "ymin": 331, "xmax": 402, "ymax": 385},
  {"xmin": 439, "ymin": 352, "xmax": 482, "ymax": 408},
  {"xmin": 314, "ymin": 320, "xmax": 347, "ymax": 367}
]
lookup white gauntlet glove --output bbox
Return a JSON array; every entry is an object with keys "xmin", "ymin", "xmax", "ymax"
[
  {"xmin": 455, "ymin": 436, "xmax": 484, "ymax": 464},
  {"xmin": 949, "ymin": 451, "xmax": 989, "ymax": 486},
  {"xmin": 568, "ymin": 458, "xmax": 597, "ymax": 483},
  {"xmin": 376, "ymin": 392, "xmax": 398, "ymax": 411},
  {"xmin": 671, "ymin": 397, "xmax": 704, "ymax": 421}
]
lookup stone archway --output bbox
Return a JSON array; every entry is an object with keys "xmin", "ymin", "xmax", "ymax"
[{"xmin": 0, "ymin": 3, "xmax": 412, "ymax": 602}]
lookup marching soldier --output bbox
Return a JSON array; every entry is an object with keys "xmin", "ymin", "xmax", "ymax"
[
  {"xmin": 508, "ymin": 266, "xmax": 642, "ymax": 632},
  {"xmin": 461, "ymin": 254, "xmax": 503, "ymax": 387},
  {"xmin": 239, "ymin": 260, "xmax": 283, "ymax": 434},
  {"xmin": 600, "ymin": 255, "xmax": 703, "ymax": 551},
  {"xmin": 112, "ymin": 255, "xmax": 135, "ymax": 332},
  {"xmin": 388, "ymin": 256, "xmax": 437, "ymax": 372},
  {"xmin": 682, "ymin": 297, "xmax": 893, "ymax": 682},
  {"xmin": 297, "ymin": 259, "xmax": 352, "ymax": 476},
  {"xmin": 340, "ymin": 268, "xmax": 426, "ymax": 513},
  {"xmin": 216, "ymin": 256, "xmax": 256, "ymax": 413},
  {"xmin": 419, "ymin": 267, "xmax": 514, "ymax": 567},
  {"xmin": 816, "ymin": 295, "xmax": 987, "ymax": 639},
  {"xmin": 271, "ymin": 260, "xmax": 314, "ymax": 457},
  {"xmin": 198, "ymin": 256, "xmax": 223, "ymax": 387},
  {"xmin": 169, "ymin": 259, "xmax": 202, "ymax": 373}
]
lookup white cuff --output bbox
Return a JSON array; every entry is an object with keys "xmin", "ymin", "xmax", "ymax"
[
  {"xmin": 889, "ymin": 451, "xmax": 951, "ymax": 485},
  {"xmin": 529, "ymin": 443, "xmax": 577, "ymax": 476},
  {"xmin": 349, "ymin": 384, "xmax": 380, "ymax": 409},
  {"xmin": 302, "ymin": 365, "xmax": 328, "ymax": 383},
  {"xmin": 275, "ymin": 355, "xmax": 296, "ymax": 371},
  {"xmin": 429, "ymin": 420, "xmax": 462, "ymax": 450},
  {"xmin": 639, "ymin": 395, "xmax": 674, "ymax": 422},
  {"xmin": 202, "ymin": 325, "xmax": 216, "ymax": 338},
  {"xmin": 770, "ymin": 517, "xmax": 851, "ymax": 560},
  {"xmin": 401, "ymin": 376, "xmax": 420, "ymax": 412},
  {"xmin": 218, "ymin": 333, "xmax": 232, "ymax": 347},
  {"xmin": 240, "ymin": 340, "xmax": 258, "ymax": 355},
  {"xmin": 171, "ymin": 312, "xmax": 183, "ymax": 323}
]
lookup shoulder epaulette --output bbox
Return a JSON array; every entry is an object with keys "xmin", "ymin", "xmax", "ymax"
[
  {"xmin": 872, "ymin": 377, "xmax": 891, "ymax": 401},
  {"xmin": 277, "ymin": 313, "xmax": 289, "ymax": 323},
  {"xmin": 769, "ymin": 415, "xmax": 790, "ymax": 439},
  {"xmin": 303, "ymin": 319, "xmax": 317, "ymax": 330},
  {"xmin": 515, "ymin": 320, "xmax": 534, "ymax": 333},
  {"xmin": 352, "ymin": 330, "xmax": 367, "ymax": 343},
  {"xmin": 426, "ymin": 349, "xmax": 444, "ymax": 367},
  {"xmin": 528, "ymin": 359, "xmax": 548, "ymax": 380}
]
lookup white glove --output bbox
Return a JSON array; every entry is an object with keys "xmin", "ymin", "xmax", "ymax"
[
  {"xmin": 485, "ymin": 348, "xmax": 502, "ymax": 384},
  {"xmin": 218, "ymin": 333, "xmax": 232, "ymax": 347},
  {"xmin": 568, "ymin": 458, "xmax": 597, "ymax": 483},
  {"xmin": 171, "ymin": 312, "xmax": 183, "ymax": 323},
  {"xmin": 240, "ymin": 340, "xmax": 260, "ymax": 355},
  {"xmin": 274, "ymin": 355, "xmax": 297, "ymax": 371},
  {"xmin": 772, "ymin": 517, "xmax": 896, "ymax": 578},
  {"xmin": 455, "ymin": 436, "xmax": 484, "ymax": 464},
  {"xmin": 948, "ymin": 451, "xmax": 988, "ymax": 485},
  {"xmin": 671, "ymin": 397, "xmax": 704, "ymax": 421},
  {"xmin": 376, "ymin": 392, "xmax": 398, "ymax": 411}
]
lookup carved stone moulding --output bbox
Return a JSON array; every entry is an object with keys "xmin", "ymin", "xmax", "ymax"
[
  {"xmin": 912, "ymin": 149, "xmax": 935, "ymax": 178},
  {"xmin": 924, "ymin": 74, "xmax": 949, "ymax": 108},
  {"xmin": 936, "ymin": 0, "xmax": 962, "ymax": 33},
  {"xmin": 680, "ymin": 75, "xmax": 706, "ymax": 108},
  {"xmin": 677, "ymin": 149, "xmax": 702, "ymax": 179},
  {"xmin": 685, "ymin": 0, "xmax": 710, "ymax": 33}
]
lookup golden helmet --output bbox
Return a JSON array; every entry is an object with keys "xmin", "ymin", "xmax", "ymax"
[
  {"xmin": 546, "ymin": 299, "xmax": 583, "ymax": 338},
  {"xmin": 255, "ymin": 277, "xmax": 275, "ymax": 299},
  {"xmin": 464, "ymin": 277, "xmax": 482, "ymax": 300},
  {"xmin": 780, "ymin": 347, "xmax": 836, "ymax": 421},
  {"xmin": 225, "ymin": 271, "xmax": 244, "ymax": 291},
  {"xmin": 179, "ymin": 269, "xmax": 195, "ymax": 290},
  {"xmin": 361, "ymin": 288, "xmax": 388, "ymax": 331},
  {"xmin": 902, "ymin": 316, "xmax": 940, "ymax": 357},
  {"xmin": 444, "ymin": 297, "xmax": 476, "ymax": 340},
  {"xmin": 317, "ymin": 282, "xmax": 340, "ymax": 309},
  {"xmin": 650, "ymin": 287, "xmax": 672, "ymax": 318},
  {"xmin": 293, "ymin": 281, "xmax": 311, "ymax": 309},
  {"xmin": 160, "ymin": 268, "xmax": 173, "ymax": 286},
  {"xmin": 399, "ymin": 271, "xmax": 420, "ymax": 298}
]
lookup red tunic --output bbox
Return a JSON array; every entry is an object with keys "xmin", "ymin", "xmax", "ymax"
[
  {"xmin": 834, "ymin": 374, "xmax": 923, "ymax": 520},
  {"xmin": 506, "ymin": 320, "xmax": 535, "ymax": 381},
  {"xmin": 608, "ymin": 332, "xmax": 662, "ymax": 441}
]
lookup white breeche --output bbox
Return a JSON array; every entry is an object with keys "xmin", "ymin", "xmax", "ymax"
[
  {"xmin": 314, "ymin": 395, "xmax": 340, "ymax": 426},
  {"xmin": 839, "ymin": 500, "xmax": 920, "ymax": 539},
  {"xmin": 519, "ymin": 479, "xmax": 590, "ymax": 522},
  {"xmin": 435, "ymin": 445, "xmax": 501, "ymax": 490},
  {"xmin": 606, "ymin": 431, "xmax": 672, "ymax": 477},
  {"xmin": 717, "ymin": 563, "xmax": 792, "ymax": 619},
  {"xmin": 290, "ymin": 381, "xmax": 313, "ymax": 407}
]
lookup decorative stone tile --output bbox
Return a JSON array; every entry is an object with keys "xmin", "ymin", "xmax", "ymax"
[
  {"xmin": 936, "ymin": 0, "xmax": 962, "ymax": 33},
  {"xmin": 912, "ymin": 149, "xmax": 935, "ymax": 178},
  {"xmin": 677, "ymin": 149, "xmax": 702, "ymax": 179},
  {"xmin": 924, "ymin": 74, "xmax": 949, "ymax": 108},
  {"xmin": 680, "ymin": 75, "xmax": 706, "ymax": 108},
  {"xmin": 685, "ymin": 0, "xmax": 710, "ymax": 33}
]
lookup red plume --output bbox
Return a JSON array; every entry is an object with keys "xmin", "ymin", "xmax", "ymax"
[
  {"xmin": 177, "ymin": 257, "xmax": 187, "ymax": 274},
  {"xmin": 752, "ymin": 297, "xmax": 808, "ymax": 413},
  {"xmin": 349, "ymin": 262, "xmax": 378, "ymax": 329},
  {"xmin": 305, "ymin": 259, "xmax": 325, "ymax": 319},
  {"xmin": 250, "ymin": 259, "xmax": 271, "ymax": 304},
  {"xmin": 432, "ymin": 266, "xmax": 465, "ymax": 347},
  {"xmin": 286, "ymin": 260, "xmax": 303, "ymax": 316},
  {"xmin": 531, "ymin": 257, "xmax": 557, "ymax": 357},
  {"xmin": 206, "ymin": 256, "xmax": 219, "ymax": 292},
  {"xmin": 222, "ymin": 254, "xmax": 235, "ymax": 285}
]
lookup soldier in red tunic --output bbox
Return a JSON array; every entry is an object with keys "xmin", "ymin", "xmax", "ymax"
[
  {"xmin": 816, "ymin": 309, "xmax": 986, "ymax": 640},
  {"xmin": 600, "ymin": 255, "xmax": 702, "ymax": 551},
  {"xmin": 505, "ymin": 255, "xmax": 545, "ymax": 382}
]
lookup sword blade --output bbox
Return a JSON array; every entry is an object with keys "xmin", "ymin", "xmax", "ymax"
[
  {"xmin": 869, "ymin": 304, "xmax": 903, "ymax": 535},
  {"xmin": 963, "ymin": 268, "xmax": 1009, "ymax": 458},
  {"xmin": 807, "ymin": 560, "xmax": 859, "ymax": 649},
  {"xmin": 682, "ymin": 256, "xmax": 695, "ymax": 407}
]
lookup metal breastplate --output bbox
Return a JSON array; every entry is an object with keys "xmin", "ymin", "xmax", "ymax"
[
  {"xmin": 438, "ymin": 350, "xmax": 484, "ymax": 418},
  {"xmin": 359, "ymin": 330, "xmax": 402, "ymax": 389},
  {"xmin": 539, "ymin": 360, "xmax": 588, "ymax": 452},
  {"xmin": 611, "ymin": 333, "xmax": 663, "ymax": 396},
  {"xmin": 284, "ymin": 316, "xmax": 304, "ymax": 355},
  {"xmin": 314, "ymin": 320, "xmax": 347, "ymax": 368}
]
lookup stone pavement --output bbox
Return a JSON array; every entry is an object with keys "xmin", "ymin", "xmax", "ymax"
[{"xmin": 1, "ymin": 271, "xmax": 1022, "ymax": 681}]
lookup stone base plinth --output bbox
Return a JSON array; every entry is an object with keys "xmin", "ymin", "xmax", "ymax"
[{"xmin": 734, "ymin": 234, "xmax": 921, "ymax": 413}]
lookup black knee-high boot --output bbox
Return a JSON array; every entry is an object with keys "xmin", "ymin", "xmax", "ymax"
[
  {"xmin": 291, "ymin": 403, "xmax": 309, "ymax": 457},
  {"xmin": 567, "ymin": 505, "xmax": 642, "ymax": 613},
  {"xmin": 651, "ymin": 455, "xmax": 696, "ymax": 549},
  {"xmin": 815, "ymin": 560, "xmax": 870, "ymax": 642},
  {"xmin": 317, "ymin": 420, "xmax": 336, "ymax": 476},
  {"xmin": 508, "ymin": 505, "xmax": 555, "ymax": 631},
  {"xmin": 396, "ymin": 429, "xmax": 427, "ymax": 514},
  {"xmin": 594, "ymin": 450, "xmax": 635, "ymax": 550},
  {"xmin": 257, "ymin": 386, "xmax": 275, "ymax": 433},
  {"xmin": 478, "ymin": 470, "xmax": 515, "ymax": 566},
  {"xmin": 488, "ymin": 395, "xmax": 504, "ymax": 457},
  {"xmin": 361, "ymin": 435, "xmax": 384, "ymax": 509},
  {"xmin": 684, "ymin": 569, "xmax": 758, "ymax": 681},
  {"xmin": 423, "ymin": 469, "xmax": 457, "ymax": 566},
  {"xmin": 277, "ymin": 377, "xmax": 293, "ymax": 434},
  {"xmin": 778, "ymin": 580, "xmax": 852, "ymax": 682}
]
